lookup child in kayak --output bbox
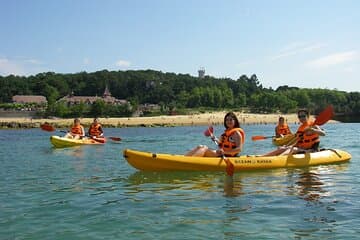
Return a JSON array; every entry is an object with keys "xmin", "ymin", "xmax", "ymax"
[
  {"xmin": 88, "ymin": 118, "xmax": 104, "ymax": 138},
  {"xmin": 275, "ymin": 116, "xmax": 292, "ymax": 137},
  {"xmin": 185, "ymin": 112, "xmax": 245, "ymax": 157},
  {"xmin": 64, "ymin": 118, "xmax": 85, "ymax": 139}
]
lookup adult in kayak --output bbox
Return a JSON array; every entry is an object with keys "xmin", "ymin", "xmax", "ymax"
[
  {"xmin": 185, "ymin": 112, "xmax": 245, "ymax": 157},
  {"xmin": 88, "ymin": 118, "xmax": 104, "ymax": 137},
  {"xmin": 263, "ymin": 109, "xmax": 325, "ymax": 156},
  {"xmin": 64, "ymin": 118, "xmax": 85, "ymax": 140},
  {"xmin": 275, "ymin": 116, "xmax": 292, "ymax": 137}
]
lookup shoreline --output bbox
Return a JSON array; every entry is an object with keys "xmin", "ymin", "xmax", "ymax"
[{"xmin": 0, "ymin": 111, "xmax": 338, "ymax": 129}]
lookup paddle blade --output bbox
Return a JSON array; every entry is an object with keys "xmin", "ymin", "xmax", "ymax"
[
  {"xmin": 314, "ymin": 105, "xmax": 334, "ymax": 126},
  {"xmin": 204, "ymin": 126, "xmax": 214, "ymax": 137},
  {"xmin": 224, "ymin": 158, "xmax": 234, "ymax": 176},
  {"xmin": 109, "ymin": 137, "xmax": 122, "ymax": 141},
  {"xmin": 251, "ymin": 135, "xmax": 268, "ymax": 141},
  {"xmin": 40, "ymin": 123, "xmax": 55, "ymax": 132}
]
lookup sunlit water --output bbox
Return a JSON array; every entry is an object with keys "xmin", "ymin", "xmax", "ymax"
[{"xmin": 0, "ymin": 123, "xmax": 359, "ymax": 239}]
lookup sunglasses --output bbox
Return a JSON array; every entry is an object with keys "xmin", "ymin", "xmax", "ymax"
[
  {"xmin": 298, "ymin": 114, "xmax": 307, "ymax": 119},
  {"xmin": 225, "ymin": 117, "xmax": 234, "ymax": 121}
]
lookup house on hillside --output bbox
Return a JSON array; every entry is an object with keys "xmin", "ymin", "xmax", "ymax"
[
  {"xmin": 58, "ymin": 86, "xmax": 128, "ymax": 106},
  {"xmin": 12, "ymin": 95, "xmax": 47, "ymax": 105},
  {"xmin": 10, "ymin": 95, "xmax": 47, "ymax": 111}
]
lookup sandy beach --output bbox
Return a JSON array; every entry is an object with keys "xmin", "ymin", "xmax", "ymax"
[{"xmin": 0, "ymin": 111, "xmax": 336, "ymax": 129}]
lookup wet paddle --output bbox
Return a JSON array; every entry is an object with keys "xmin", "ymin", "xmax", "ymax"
[{"xmin": 204, "ymin": 126, "xmax": 234, "ymax": 177}]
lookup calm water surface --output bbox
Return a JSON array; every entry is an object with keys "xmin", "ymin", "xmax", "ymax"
[{"xmin": 0, "ymin": 123, "xmax": 359, "ymax": 239}]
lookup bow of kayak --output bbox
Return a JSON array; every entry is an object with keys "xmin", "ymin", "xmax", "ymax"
[
  {"xmin": 123, "ymin": 148, "xmax": 351, "ymax": 172},
  {"xmin": 50, "ymin": 135, "xmax": 106, "ymax": 148}
]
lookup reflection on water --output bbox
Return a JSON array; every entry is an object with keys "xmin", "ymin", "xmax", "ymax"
[
  {"xmin": 288, "ymin": 165, "xmax": 350, "ymax": 239},
  {"xmin": 126, "ymin": 171, "xmax": 245, "ymax": 198},
  {"xmin": 296, "ymin": 171, "xmax": 325, "ymax": 202}
]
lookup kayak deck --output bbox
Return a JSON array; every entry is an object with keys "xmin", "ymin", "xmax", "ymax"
[
  {"xmin": 50, "ymin": 135, "xmax": 106, "ymax": 148},
  {"xmin": 123, "ymin": 148, "xmax": 351, "ymax": 172}
]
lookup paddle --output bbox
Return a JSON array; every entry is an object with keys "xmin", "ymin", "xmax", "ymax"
[
  {"xmin": 313, "ymin": 105, "xmax": 334, "ymax": 126},
  {"xmin": 251, "ymin": 135, "xmax": 274, "ymax": 141},
  {"xmin": 109, "ymin": 137, "xmax": 122, "ymax": 141},
  {"xmin": 40, "ymin": 123, "xmax": 67, "ymax": 133},
  {"xmin": 204, "ymin": 126, "xmax": 234, "ymax": 177}
]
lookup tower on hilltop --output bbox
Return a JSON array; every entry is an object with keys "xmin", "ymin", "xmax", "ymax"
[{"xmin": 198, "ymin": 68, "xmax": 205, "ymax": 79}]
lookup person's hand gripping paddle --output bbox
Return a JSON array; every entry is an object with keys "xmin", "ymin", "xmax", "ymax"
[{"xmin": 204, "ymin": 126, "xmax": 234, "ymax": 177}]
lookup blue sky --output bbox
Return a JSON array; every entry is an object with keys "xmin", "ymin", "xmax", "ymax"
[{"xmin": 1, "ymin": 0, "xmax": 359, "ymax": 92}]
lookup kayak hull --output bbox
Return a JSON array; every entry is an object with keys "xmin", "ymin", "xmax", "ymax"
[
  {"xmin": 123, "ymin": 149, "xmax": 351, "ymax": 172},
  {"xmin": 272, "ymin": 134, "xmax": 296, "ymax": 146},
  {"xmin": 50, "ymin": 135, "xmax": 106, "ymax": 148}
]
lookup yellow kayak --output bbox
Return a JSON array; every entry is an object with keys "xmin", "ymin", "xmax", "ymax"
[
  {"xmin": 272, "ymin": 134, "xmax": 296, "ymax": 146},
  {"xmin": 50, "ymin": 135, "xmax": 106, "ymax": 148},
  {"xmin": 123, "ymin": 148, "xmax": 351, "ymax": 172}
]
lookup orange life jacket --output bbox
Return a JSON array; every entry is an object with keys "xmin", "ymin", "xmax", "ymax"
[
  {"xmin": 89, "ymin": 123, "xmax": 102, "ymax": 137},
  {"xmin": 276, "ymin": 123, "xmax": 291, "ymax": 136},
  {"xmin": 71, "ymin": 124, "xmax": 84, "ymax": 135},
  {"xmin": 296, "ymin": 120, "xmax": 319, "ymax": 149},
  {"xmin": 218, "ymin": 128, "xmax": 245, "ymax": 157}
]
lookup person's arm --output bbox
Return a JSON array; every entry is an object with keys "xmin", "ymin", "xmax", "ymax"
[
  {"xmin": 80, "ymin": 126, "xmax": 85, "ymax": 137},
  {"xmin": 305, "ymin": 125, "xmax": 325, "ymax": 136},
  {"xmin": 99, "ymin": 125, "xmax": 104, "ymax": 136}
]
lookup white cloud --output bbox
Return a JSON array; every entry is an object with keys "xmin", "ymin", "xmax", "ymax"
[
  {"xmin": 24, "ymin": 59, "xmax": 42, "ymax": 65},
  {"xmin": 271, "ymin": 42, "xmax": 325, "ymax": 61},
  {"xmin": 115, "ymin": 59, "xmax": 131, "ymax": 68},
  {"xmin": 0, "ymin": 58, "xmax": 25, "ymax": 75},
  {"xmin": 83, "ymin": 58, "xmax": 90, "ymax": 65},
  {"xmin": 306, "ymin": 51, "xmax": 357, "ymax": 68},
  {"xmin": 0, "ymin": 57, "xmax": 44, "ymax": 76}
]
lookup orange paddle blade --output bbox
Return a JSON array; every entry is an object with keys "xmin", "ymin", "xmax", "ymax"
[
  {"xmin": 314, "ymin": 105, "xmax": 334, "ymax": 126},
  {"xmin": 40, "ymin": 123, "xmax": 55, "ymax": 132},
  {"xmin": 224, "ymin": 158, "xmax": 234, "ymax": 176},
  {"xmin": 251, "ymin": 135, "xmax": 271, "ymax": 141},
  {"xmin": 204, "ymin": 126, "xmax": 214, "ymax": 137}
]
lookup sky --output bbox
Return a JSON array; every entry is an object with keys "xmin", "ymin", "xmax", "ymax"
[{"xmin": 0, "ymin": 0, "xmax": 359, "ymax": 92}]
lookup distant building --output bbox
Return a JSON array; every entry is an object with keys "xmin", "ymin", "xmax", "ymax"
[
  {"xmin": 12, "ymin": 95, "xmax": 47, "ymax": 105},
  {"xmin": 198, "ymin": 68, "xmax": 205, "ymax": 78},
  {"xmin": 59, "ymin": 86, "xmax": 128, "ymax": 106}
]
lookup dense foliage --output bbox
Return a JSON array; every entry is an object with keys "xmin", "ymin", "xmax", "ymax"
[{"xmin": 0, "ymin": 70, "xmax": 359, "ymax": 118}]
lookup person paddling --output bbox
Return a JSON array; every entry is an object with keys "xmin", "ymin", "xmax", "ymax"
[
  {"xmin": 88, "ymin": 118, "xmax": 104, "ymax": 138},
  {"xmin": 64, "ymin": 118, "xmax": 85, "ymax": 139},
  {"xmin": 263, "ymin": 109, "xmax": 325, "ymax": 156},
  {"xmin": 186, "ymin": 112, "xmax": 245, "ymax": 157}
]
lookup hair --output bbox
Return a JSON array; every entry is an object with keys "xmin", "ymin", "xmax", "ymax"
[
  {"xmin": 223, "ymin": 112, "xmax": 240, "ymax": 129},
  {"xmin": 279, "ymin": 116, "xmax": 285, "ymax": 121},
  {"xmin": 297, "ymin": 109, "xmax": 309, "ymax": 117},
  {"xmin": 74, "ymin": 118, "xmax": 80, "ymax": 123}
]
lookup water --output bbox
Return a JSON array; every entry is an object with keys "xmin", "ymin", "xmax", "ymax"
[{"xmin": 0, "ymin": 123, "xmax": 359, "ymax": 239}]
